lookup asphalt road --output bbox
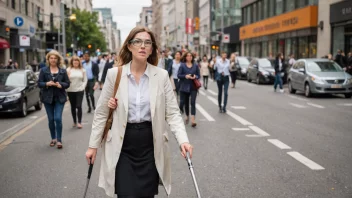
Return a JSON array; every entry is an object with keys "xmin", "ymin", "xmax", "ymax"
[{"xmin": 0, "ymin": 79, "xmax": 351, "ymax": 198}]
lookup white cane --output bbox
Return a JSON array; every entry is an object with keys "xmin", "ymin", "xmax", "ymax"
[{"xmin": 185, "ymin": 152, "xmax": 201, "ymax": 198}]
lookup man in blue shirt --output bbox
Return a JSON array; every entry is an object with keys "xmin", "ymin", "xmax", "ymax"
[
  {"xmin": 214, "ymin": 51, "xmax": 230, "ymax": 113},
  {"xmin": 83, "ymin": 51, "xmax": 99, "ymax": 113}
]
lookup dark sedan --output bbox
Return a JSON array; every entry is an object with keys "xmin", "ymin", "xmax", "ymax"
[
  {"xmin": 0, "ymin": 70, "xmax": 42, "ymax": 117},
  {"xmin": 236, "ymin": 56, "xmax": 251, "ymax": 79},
  {"xmin": 247, "ymin": 58, "xmax": 276, "ymax": 84}
]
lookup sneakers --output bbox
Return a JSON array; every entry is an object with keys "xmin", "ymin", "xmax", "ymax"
[{"xmin": 279, "ymin": 89, "xmax": 284, "ymax": 93}]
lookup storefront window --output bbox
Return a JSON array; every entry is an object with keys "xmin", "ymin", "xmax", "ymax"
[
  {"xmin": 278, "ymin": 39, "xmax": 285, "ymax": 55},
  {"xmin": 285, "ymin": 0, "xmax": 295, "ymax": 12},
  {"xmin": 245, "ymin": 43, "xmax": 250, "ymax": 56},
  {"xmin": 332, "ymin": 26, "xmax": 345, "ymax": 56},
  {"xmin": 276, "ymin": 0, "xmax": 283, "ymax": 15},
  {"xmin": 309, "ymin": 36, "xmax": 317, "ymax": 58},
  {"xmin": 292, "ymin": 37, "xmax": 298, "ymax": 58},
  {"xmin": 263, "ymin": 0, "xmax": 268, "ymax": 19},
  {"xmin": 268, "ymin": 41, "xmax": 273, "ymax": 58},
  {"xmin": 285, "ymin": 38, "xmax": 292, "ymax": 58},
  {"xmin": 297, "ymin": 0, "xmax": 307, "ymax": 9},
  {"xmin": 298, "ymin": 37, "xmax": 308, "ymax": 58},
  {"xmin": 308, "ymin": 0, "xmax": 317, "ymax": 5},
  {"xmin": 262, "ymin": 41, "xmax": 268, "ymax": 58}
]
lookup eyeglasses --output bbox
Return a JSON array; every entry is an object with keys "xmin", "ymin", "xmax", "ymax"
[{"xmin": 129, "ymin": 39, "xmax": 153, "ymax": 47}]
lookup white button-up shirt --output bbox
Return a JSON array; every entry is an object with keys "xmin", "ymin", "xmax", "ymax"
[
  {"xmin": 127, "ymin": 67, "xmax": 151, "ymax": 123},
  {"xmin": 215, "ymin": 58, "xmax": 230, "ymax": 76}
]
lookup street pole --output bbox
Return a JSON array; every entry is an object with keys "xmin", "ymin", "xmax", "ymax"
[
  {"xmin": 220, "ymin": 0, "xmax": 224, "ymax": 52},
  {"xmin": 58, "ymin": 22, "xmax": 61, "ymax": 52},
  {"xmin": 185, "ymin": 0, "xmax": 188, "ymax": 50},
  {"xmin": 61, "ymin": 0, "xmax": 66, "ymax": 57}
]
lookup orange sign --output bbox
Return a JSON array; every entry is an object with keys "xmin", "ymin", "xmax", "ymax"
[{"xmin": 240, "ymin": 5, "xmax": 318, "ymax": 40}]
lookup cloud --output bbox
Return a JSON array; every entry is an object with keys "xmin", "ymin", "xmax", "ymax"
[{"xmin": 92, "ymin": 0, "xmax": 152, "ymax": 42}]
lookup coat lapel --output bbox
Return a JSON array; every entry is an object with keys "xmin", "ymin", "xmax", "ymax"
[
  {"xmin": 147, "ymin": 64, "xmax": 158, "ymax": 119},
  {"xmin": 118, "ymin": 63, "xmax": 130, "ymax": 120}
]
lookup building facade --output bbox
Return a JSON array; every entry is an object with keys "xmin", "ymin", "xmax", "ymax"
[
  {"xmin": 151, "ymin": 0, "xmax": 169, "ymax": 49},
  {"xmin": 137, "ymin": 6, "xmax": 153, "ymax": 30},
  {"xmin": 240, "ymin": 0, "xmax": 319, "ymax": 58},
  {"xmin": 199, "ymin": 0, "xmax": 210, "ymax": 57}
]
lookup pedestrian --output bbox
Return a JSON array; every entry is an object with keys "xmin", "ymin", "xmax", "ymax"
[
  {"xmin": 98, "ymin": 54, "xmax": 107, "ymax": 90},
  {"xmin": 214, "ymin": 51, "xmax": 230, "ymax": 113},
  {"xmin": 178, "ymin": 52, "xmax": 200, "ymax": 127},
  {"xmin": 37, "ymin": 50, "xmax": 70, "ymax": 149},
  {"xmin": 66, "ymin": 56, "xmax": 87, "ymax": 129},
  {"xmin": 5, "ymin": 59, "xmax": 15, "ymax": 69},
  {"xmin": 82, "ymin": 51, "xmax": 99, "ymax": 113},
  {"xmin": 274, "ymin": 52, "xmax": 284, "ymax": 93},
  {"xmin": 229, "ymin": 53, "xmax": 238, "ymax": 88},
  {"xmin": 209, "ymin": 56, "xmax": 216, "ymax": 80},
  {"xmin": 200, "ymin": 55, "xmax": 209, "ymax": 89},
  {"xmin": 85, "ymin": 26, "xmax": 193, "ymax": 198},
  {"xmin": 25, "ymin": 62, "xmax": 33, "ymax": 71},
  {"xmin": 168, "ymin": 51, "xmax": 182, "ymax": 97}
]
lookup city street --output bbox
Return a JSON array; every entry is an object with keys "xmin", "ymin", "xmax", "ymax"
[{"xmin": 0, "ymin": 79, "xmax": 352, "ymax": 198}]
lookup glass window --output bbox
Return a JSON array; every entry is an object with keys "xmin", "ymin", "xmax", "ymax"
[
  {"xmin": 11, "ymin": 0, "xmax": 15, "ymax": 9},
  {"xmin": 262, "ymin": 41, "xmax": 268, "ymax": 58},
  {"xmin": 258, "ymin": 59, "xmax": 272, "ymax": 68},
  {"xmin": 269, "ymin": 0, "xmax": 275, "ymax": 17},
  {"xmin": 247, "ymin": 5, "xmax": 251, "ymax": 23},
  {"xmin": 309, "ymin": 36, "xmax": 317, "ymax": 58},
  {"xmin": 258, "ymin": 1, "xmax": 262, "ymax": 21},
  {"xmin": 297, "ymin": 0, "xmax": 307, "ymax": 9},
  {"xmin": 263, "ymin": 0, "xmax": 268, "ymax": 18},
  {"xmin": 308, "ymin": 0, "xmax": 317, "ymax": 5},
  {"xmin": 253, "ymin": 3, "xmax": 257, "ymax": 22},
  {"xmin": 25, "ymin": 0, "xmax": 28, "ymax": 15},
  {"xmin": 307, "ymin": 61, "xmax": 343, "ymax": 72},
  {"xmin": 237, "ymin": 57, "xmax": 250, "ymax": 66},
  {"xmin": 285, "ymin": 0, "xmax": 295, "ymax": 12},
  {"xmin": 298, "ymin": 37, "xmax": 308, "ymax": 58},
  {"xmin": 243, "ymin": 8, "xmax": 247, "ymax": 24},
  {"xmin": 276, "ymin": 0, "xmax": 283, "ymax": 15},
  {"xmin": 332, "ymin": 26, "xmax": 344, "ymax": 57},
  {"xmin": 0, "ymin": 73, "xmax": 26, "ymax": 87}
]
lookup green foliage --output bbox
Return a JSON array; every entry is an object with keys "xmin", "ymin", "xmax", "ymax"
[{"xmin": 65, "ymin": 8, "xmax": 107, "ymax": 53}]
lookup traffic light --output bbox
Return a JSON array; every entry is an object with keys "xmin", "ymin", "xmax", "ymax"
[
  {"xmin": 88, "ymin": 44, "xmax": 92, "ymax": 49},
  {"xmin": 5, "ymin": 27, "xmax": 10, "ymax": 35},
  {"xmin": 211, "ymin": 45, "xmax": 219, "ymax": 50}
]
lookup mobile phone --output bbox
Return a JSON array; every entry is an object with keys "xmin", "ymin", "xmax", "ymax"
[{"xmin": 191, "ymin": 74, "xmax": 194, "ymax": 77}]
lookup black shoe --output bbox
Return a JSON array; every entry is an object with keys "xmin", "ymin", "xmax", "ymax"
[
  {"xmin": 223, "ymin": 108, "xmax": 227, "ymax": 113},
  {"xmin": 87, "ymin": 108, "xmax": 91, "ymax": 113},
  {"xmin": 219, "ymin": 108, "xmax": 223, "ymax": 113}
]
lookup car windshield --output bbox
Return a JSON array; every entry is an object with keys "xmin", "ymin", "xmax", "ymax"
[
  {"xmin": 0, "ymin": 72, "xmax": 26, "ymax": 87},
  {"xmin": 258, "ymin": 59, "xmax": 272, "ymax": 68},
  {"xmin": 238, "ymin": 57, "xmax": 250, "ymax": 67},
  {"xmin": 307, "ymin": 61, "xmax": 344, "ymax": 72}
]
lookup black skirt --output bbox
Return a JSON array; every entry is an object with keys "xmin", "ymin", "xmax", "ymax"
[{"xmin": 115, "ymin": 121, "xmax": 159, "ymax": 196}]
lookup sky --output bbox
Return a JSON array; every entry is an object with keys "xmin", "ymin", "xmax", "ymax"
[{"xmin": 92, "ymin": 0, "xmax": 152, "ymax": 42}]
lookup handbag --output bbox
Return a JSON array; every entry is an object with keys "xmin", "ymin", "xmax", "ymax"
[
  {"xmin": 193, "ymin": 78, "xmax": 201, "ymax": 90},
  {"xmin": 101, "ymin": 66, "xmax": 123, "ymax": 142}
]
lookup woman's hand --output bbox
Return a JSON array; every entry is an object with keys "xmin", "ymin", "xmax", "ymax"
[
  {"xmin": 108, "ymin": 97, "xmax": 118, "ymax": 109},
  {"xmin": 180, "ymin": 142, "xmax": 193, "ymax": 158},
  {"xmin": 85, "ymin": 148, "xmax": 97, "ymax": 165},
  {"xmin": 55, "ymin": 82, "xmax": 62, "ymax": 89},
  {"xmin": 46, "ymin": 81, "xmax": 55, "ymax": 87},
  {"xmin": 185, "ymin": 74, "xmax": 192, "ymax": 79}
]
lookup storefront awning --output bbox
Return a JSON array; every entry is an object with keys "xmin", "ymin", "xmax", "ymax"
[{"xmin": 0, "ymin": 38, "xmax": 10, "ymax": 49}]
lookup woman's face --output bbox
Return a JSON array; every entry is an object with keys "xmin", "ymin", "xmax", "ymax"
[
  {"xmin": 186, "ymin": 53, "xmax": 193, "ymax": 62},
  {"xmin": 49, "ymin": 55, "xmax": 58, "ymax": 66},
  {"xmin": 175, "ymin": 52, "xmax": 181, "ymax": 60},
  {"xmin": 203, "ymin": 56, "xmax": 207, "ymax": 61},
  {"xmin": 230, "ymin": 54, "xmax": 236, "ymax": 60},
  {"xmin": 128, "ymin": 31, "xmax": 153, "ymax": 62},
  {"xmin": 73, "ymin": 59, "xmax": 80, "ymax": 68}
]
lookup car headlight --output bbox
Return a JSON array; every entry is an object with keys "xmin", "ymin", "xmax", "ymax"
[
  {"xmin": 311, "ymin": 77, "xmax": 324, "ymax": 84},
  {"xmin": 241, "ymin": 68, "xmax": 247, "ymax": 73},
  {"xmin": 347, "ymin": 78, "xmax": 352, "ymax": 84},
  {"xmin": 4, "ymin": 93, "xmax": 21, "ymax": 102}
]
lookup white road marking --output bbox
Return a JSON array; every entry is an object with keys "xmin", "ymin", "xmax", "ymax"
[
  {"xmin": 289, "ymin": 103, "xmax": 307, "ymax": 108},
  {"xmin": 207, "ymin": 89, "xmax": 217, "ymax": 96},
  {"xmin": 287, "ymin": 152, "xmax": 325, "ymax": 170},
  {"xmin": 267, "ymin": 139, "xmax": 292, "ymax": 149},
  {"xmin": 226, "ymin": 110, "xmax": 253, "ymax": 126},
  {"xmin": 29, "ymin": 116, "xmax": 38, "ymax": 119},
  {"xmin": 337, "ymin": 103, "xmax": 352, "ymax": 106},
  {"xmin": 245, "ymin": 134, "xmax": 265, "ymax": 137},
  {"xmin": 231, "ymin": 106, "xmax": 246, "ymax": 109},
  {"xmin": 288, "ymin": 95, "xmax": 309, "ymax": 101},
  {"xmin": 307, "ymin": 103, "xmax": 325, "ymax": 109},
  {"xmin": 195, "ymin": 104, "xmax": 215, "ymax": 121},
  {"xmin": 248, "ymin": 126, "xmax": 270, "ymax": 136},
  {"xmin": 232, "ymin": 128, "xmax": 250, "ymax": 131},
  {"xmin": 199, "ymin": 90, "xmax": 206, "ymax": 96},
  {"xmin": 207, "ymin": 96, "xmax": 218, "ymax": 105}
]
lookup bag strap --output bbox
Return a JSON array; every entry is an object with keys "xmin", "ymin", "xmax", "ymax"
[{"xmin": 112, "ymin": 66, "xmax": 123, "ymax": 97}]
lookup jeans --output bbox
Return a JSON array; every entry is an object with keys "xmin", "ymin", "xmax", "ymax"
[
  {"xmin": 230, "ymin": 71, "xmax": 237, "ymax": 84},
  {"xmin": 44, "ymin": 102, "xmax": 65, "ymax": 142},
  {"xmin": 85, "ymin": 79, "xmax": 96, "ymax": 109},
  {"xmin": 179, "ymin": 90, "xmax": 197, "ymax": 116},
  {"xmin": 67, "ymin": 91, "xmax": 84, "ymax": 124},
  {"xmin": 274, "ymin": 73, "xmax": 283, "ymax": 90},
  {"xmin": 203, "ymin": 76, "xmax": 208, "ymax": 89},
  {"xmin": 217, "ymin": 76, "xmax": 230, "ymax": 109},
  {"xmin": 173, "ymin": 78, "xmax": 180, "ymax": 95}
]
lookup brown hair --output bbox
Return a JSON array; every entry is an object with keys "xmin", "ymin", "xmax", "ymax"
[
  {"xmin": 117, "ymin": 26, "xmax": 158, "ymax": 66},
  {"xmin": 46, "ymin": 50, "xmax": 64, "ymax": 68},
  {"xmin": 69, "ymin": 55, "xmax": 83, "ymax": 69},
  {"xmin": 181, "ymin": 52, "xmax": 195, "ymax": 63}
]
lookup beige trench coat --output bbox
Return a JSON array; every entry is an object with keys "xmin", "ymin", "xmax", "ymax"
[{"xmin": 88, "ymin": 62, "xmax": 189, "ymax": 197}]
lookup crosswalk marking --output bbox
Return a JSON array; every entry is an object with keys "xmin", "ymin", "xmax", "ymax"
[
  {"xmin": 231, "ymin": 106, "xmax": 246, "ymax": 109},
  {"xmin": 207, "ymin": 96, "xmax": 218, "ymax": 105},
  {"xmin": 288, "ymin": 95, "xmax": 309, "ymax": 101},
  {"xmin": 226, "ymin": 110, "xmax": 253, "ymax": 126},
  {"xmin": 248, "ymin": 126, "xmax": 270, "ymax": 137},
  {"xmin": 195, "ymin": 104, "xmax": 215, "ymax": 121},
  {"xmin": 268, "ymin": 139, "xmax": 291, "ymax": 149},
  {"xmin": 232, "ymin": 128, "xmax": 250, "ymax": 131},
  {"xmin": 307, "ymin": 103, "xmax": 325, "ymax": 109},
  {"xmin": 289, "ymin": 103, "xmax": 307, "ymax": 108},
  {"xmin": 199, "ymin": 90, "xmax": 206, "ymax": 96},
  {"xmin": 287, "ymin": 152, "xmax": 325, "ymax": 170},
  {"xmin": 207, "ymin": 89, "xmax": 217, "ymax": 96}
]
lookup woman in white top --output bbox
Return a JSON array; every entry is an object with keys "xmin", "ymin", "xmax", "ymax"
[
  {"xmin": 167, "ymin": 51, "xmax": 182, "ymax": 96},
  {"xmin": 66, "ymin": 56, "xmax": 88, "ymax": 128},
  {"xmin": 200, "ymin": 55, "xmax": 210, "ymax": 90}
]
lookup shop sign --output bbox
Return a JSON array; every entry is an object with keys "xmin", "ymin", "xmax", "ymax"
[
  {"xmin": 330, "ymin": 1, "xmax": 352, "ymax": 23},
  {"xmin": 240, "ymin": 6, "xmax": 318, "ymax": 40},
  {"xmin": 19, "ymin": 35, "xmax": 30, "ymax": 46},
  {"xmin": 223, "ymin": 34, "xmax": 230, "ymax": 43}
]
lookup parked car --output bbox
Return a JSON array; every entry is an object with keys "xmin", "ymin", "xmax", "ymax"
[
  {"xmin": 236, "ymin": 56, "xmax": 251, "ymax": 79},
  {"xmin": 247, "ymin": 58, "xmax": 276, "ymax": 84},
  {"xmin": 287, "ymin": 59, "xmax": 352, "ymax": 98},
  {"xmin": 0, "ymin": 70, "xmax": 42, "ymax": 117}
]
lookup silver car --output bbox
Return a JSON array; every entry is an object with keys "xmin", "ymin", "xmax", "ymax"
[{"xmin": 287, "ymin": 59, "xmax": 352, "ymax": 98}]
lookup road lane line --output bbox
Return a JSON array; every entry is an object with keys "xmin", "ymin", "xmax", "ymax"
[
  {"xmin": 232, "ymin": 128, "xmax": 250, "ymax": 131},
  {"xmin": 231, "ymin": 106, "xmax": 246, "ymax": 109},
  {"xmin": 207, "ymin": 96, "xmax": 218, "ymax": 105},
  {"xmin": 289, "ymin": 103, "xmax": 307, "ymax": 108},
  {"xmin": 268, "ymin": 139, "xmax": 291, "ymax": 149},
  {"xmin": 207, "ymin": 89, "xmax": 217, "ymax": 96},
  {"xmin": 307, "ymin": 103, "xmax": 325, "ymax": 109},
  {"xmin": 288, "ymin": 95, "xmax": 309, "ymax": 101},
  {"xmin": 248, "ymin": 126, "xmax": 270, "ymax": 136},
  {"xmin": 337, "ymin": 103, "xmax": 352, "ymax": 106},
  {"xmin": 199, "ymin": 90, "xmax": 206, "ymax": 96},
  {"xmin": 287, "ymin": 152, "xmax": 325, "ymax": 170},
  {"xmin": 226, "ymin": 110, "xmax": 253, "ymax": 126},
  {"xmin": 195, "ymin": 104, "xmax": 215, "ymax": 121},
  {"xmin": 246, "ymin": 134, "xmax": 265, "ymax": 137}
]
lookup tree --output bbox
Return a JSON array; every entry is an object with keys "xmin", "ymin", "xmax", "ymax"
[{"xmin": 65, "ymin": 8, "xmax": 107, "ymax": 54}]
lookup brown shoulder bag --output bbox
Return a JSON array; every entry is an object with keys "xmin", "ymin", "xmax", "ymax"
[{"xmin": 101, "ymin": 66, "xmax": 123, "ymax": 142}]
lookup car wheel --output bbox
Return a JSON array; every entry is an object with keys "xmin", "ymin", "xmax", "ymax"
[
  {"xmin": 247, "ymin": 73, "xmax": 251, "ymax": 82},
  {"xmin": 344, "ymin": 93, "xmax": 352, "ymax": 98},
  {"xmin": 305, "ymin": 83, "xmax": 312, "ymax": 98},
  {"xmin": 35, "ymin": 100, "xmax": 42, "ymax": 110},
  {"xmin": 256, "ymin": 75, "xmax": 260, "ymax": 85},
  {"xmin": 19, "ymin": 100, "xmax": 27, "ymax": 117},
  {"xmin": 288, "ymin": 80, "xmax": 296, "ymax": 94}
]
